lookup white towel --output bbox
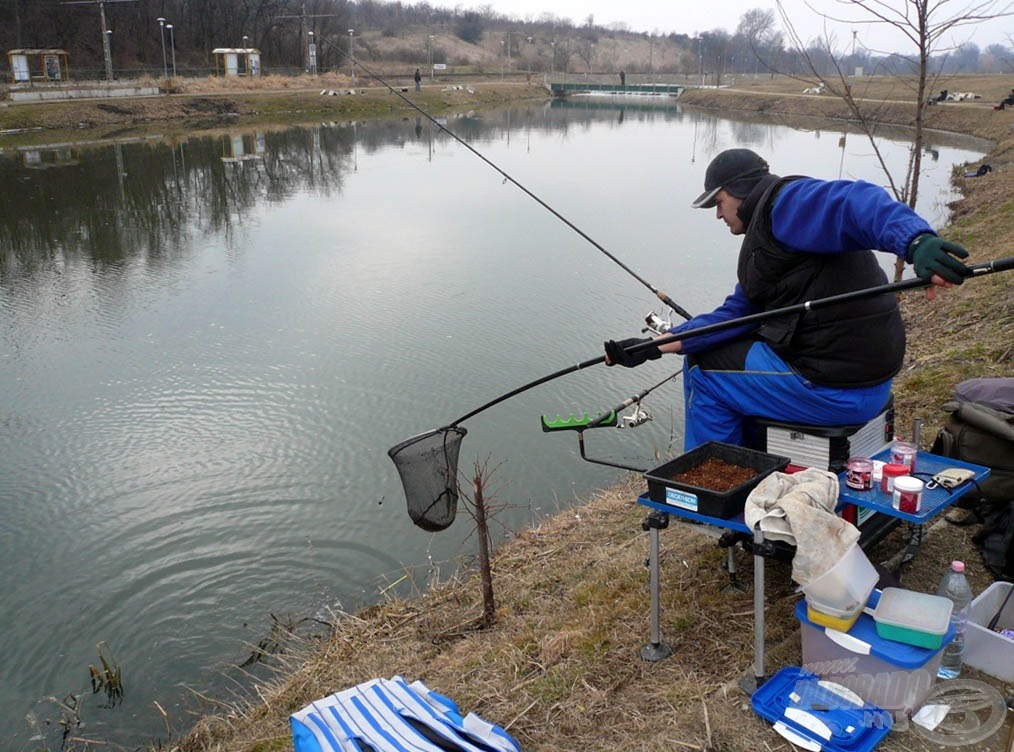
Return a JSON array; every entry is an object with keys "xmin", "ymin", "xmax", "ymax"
[{"xmin": 744, "ymin": 468, "xmax": 860, "ymax": 585}]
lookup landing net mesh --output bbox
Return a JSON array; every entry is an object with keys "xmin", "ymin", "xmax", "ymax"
[{"xmin": 388, "ymin": 426, "xmax": 466, "ymax": 532}]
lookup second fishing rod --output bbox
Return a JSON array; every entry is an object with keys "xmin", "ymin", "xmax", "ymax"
[{"xmin": 314, "ymin": 32, "xmax": 693, "ymax": 323}]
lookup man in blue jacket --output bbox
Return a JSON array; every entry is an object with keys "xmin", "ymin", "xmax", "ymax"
[{"xmin": 604, "ymin": 148, "xmax": 971, "ymax": 450}]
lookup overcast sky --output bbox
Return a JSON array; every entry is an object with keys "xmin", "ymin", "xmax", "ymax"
[{"xmin": 471, "ymin": 0, "xmax": 1014, "ymax": 53}]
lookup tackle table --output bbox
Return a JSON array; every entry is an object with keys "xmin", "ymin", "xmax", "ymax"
[{"xmin": 635, "ymin": 449, "xmax": 990, "ymax": 691}]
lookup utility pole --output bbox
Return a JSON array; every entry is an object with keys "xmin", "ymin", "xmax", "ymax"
[{"xmin": 61, "ymin": 0, "xmax": 138, "ymax": 82}]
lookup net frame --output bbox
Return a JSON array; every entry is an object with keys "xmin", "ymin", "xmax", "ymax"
[{"xmin": 388, "ymin": 426, "xmax": 467, "ymax": 532}]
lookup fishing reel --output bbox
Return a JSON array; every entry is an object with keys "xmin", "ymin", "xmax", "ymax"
[
  {"xmin": 642, "ymin": 311, "xmax": 673, "ymax": 336},
  {"xmin": 619, "ymin": 404, "xmax": 652, "ymax": 429}
]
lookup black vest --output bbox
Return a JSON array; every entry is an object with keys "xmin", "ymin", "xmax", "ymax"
[{"xmin": 737, "ymin": 177, "xmax": 905, "ymax": 387}]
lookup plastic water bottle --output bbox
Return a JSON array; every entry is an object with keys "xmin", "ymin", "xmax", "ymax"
[{"xmin": 935, "ymin": 560, "xmax": 973, "ymax": 679}]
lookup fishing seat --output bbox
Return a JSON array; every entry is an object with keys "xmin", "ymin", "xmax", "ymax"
[{"xmin": 745, "ymin": 395, "xmax": 900, "ymax": 550}]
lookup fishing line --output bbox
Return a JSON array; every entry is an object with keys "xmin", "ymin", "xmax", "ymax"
[{"xmin": 316, "ymin": 33, "xmax": 692, "ymax": 321}]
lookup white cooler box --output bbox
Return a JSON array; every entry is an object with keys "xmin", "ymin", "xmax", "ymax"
[
  {"xmin": 795, "ymin": 593, "xmax": 953, "ymax": 719},
  {"xmin": 964, "ymin": 581, "xmax": 1014, "ymax": 683}
]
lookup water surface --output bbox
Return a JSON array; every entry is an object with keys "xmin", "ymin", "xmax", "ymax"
[{"xmin": 0, "ymin": 98, "xmax": 988, "ymax": 747}]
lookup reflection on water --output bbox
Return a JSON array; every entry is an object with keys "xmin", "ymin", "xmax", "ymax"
[{"xmin": 0, "ymin": 102, "xmax": 987, "ymax": 748}]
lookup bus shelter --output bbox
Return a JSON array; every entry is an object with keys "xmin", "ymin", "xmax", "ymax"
[
  {"xmin": 7, "ymin": 49, "xmax": 70, "ymax": 83},
  {"xmin": 212, "ymin": 48, "xmax": 261, "ymax": 77}
]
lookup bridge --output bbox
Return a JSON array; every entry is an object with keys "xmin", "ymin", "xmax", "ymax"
[{"xmin": 549, "ymin": 82, "xmax": 684, "ymax": 98}]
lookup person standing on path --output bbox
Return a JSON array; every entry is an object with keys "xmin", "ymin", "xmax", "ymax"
[
  {"xmin": 619, "ymin": 70, "xmax": 626, "ymax": 87},
  {"xmin": 414, "ymin": 68, "xmax": 422, "ymax": 92}
]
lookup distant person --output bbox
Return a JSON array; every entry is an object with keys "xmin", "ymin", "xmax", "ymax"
[
  {"xmin": 619, "ymin": 70, "xmax": 626, "ymax": 87},
  {"xmin": 994, "ymin": 88, "xmax": 1014, "ymax": 110},
  {"xmin": 603, "ymin": 148, "xmax": 971, "ymax": 450},
  {"xmin": 414, "ymin": 68, "xmax": 422, "ymax": 92}
]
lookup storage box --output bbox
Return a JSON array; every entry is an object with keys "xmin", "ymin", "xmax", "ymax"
[
  {"xmin": 644, "ymin": 442, "xmax": 790, "ymax": 518},
  {"xmin": 752, "ymin": 666, "xmax": 892, "ymax": 752},
  {"xmin": 753, "ymin": 401, "xmax": 893, "ymax": 472},
  {"xmin": 872, "ymin": 588, "xmax": 952, "ymax": 650},
  {"xmin": 964, "ymin": 581, "xmax": 1014, "ymax": 682},
  {"xmin": 796, "ymin": 592, "xmax": 954, "ymax": 719}
]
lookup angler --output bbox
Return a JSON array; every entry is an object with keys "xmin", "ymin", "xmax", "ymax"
[{"xmin": 604, "ymin": 148, "xmax": 975, "ymax": 451}]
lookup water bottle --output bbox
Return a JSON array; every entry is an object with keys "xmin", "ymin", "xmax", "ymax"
[{"xmin": 935, "ymin": 560, "xmax": 973, "ymax": 679}]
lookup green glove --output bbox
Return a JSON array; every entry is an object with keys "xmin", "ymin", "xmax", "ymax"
[{"xmin": 908, "ymin": 233, "xmax": 971, "ymax": 284}]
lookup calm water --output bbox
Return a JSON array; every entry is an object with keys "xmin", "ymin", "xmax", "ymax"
[{"xmin": 0, "ymin": 98, "xmax": 988, "ymax": 747}]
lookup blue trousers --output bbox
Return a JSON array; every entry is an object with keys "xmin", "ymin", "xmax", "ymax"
[{"xmin": 682, "ymin": 341, "xmax": 893, "ymax": 451}]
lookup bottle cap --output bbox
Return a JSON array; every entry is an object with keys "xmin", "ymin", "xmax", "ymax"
[{"xmin": 951, "ymin": 560, "xmax": 965, "ymax": 573}]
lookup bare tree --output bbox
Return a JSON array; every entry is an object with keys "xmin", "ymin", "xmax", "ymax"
[{"xmin": 774, "ymin": 0, "xmax": 1011, "ymax": 277}]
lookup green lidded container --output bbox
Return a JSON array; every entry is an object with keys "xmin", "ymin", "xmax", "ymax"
[{"xmin": 872, "ymin": 587, "xmax": 953, "ymax": 649}]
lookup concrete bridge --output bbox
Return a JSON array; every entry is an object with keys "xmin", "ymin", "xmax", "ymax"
[{"xmin": 549, "ymin": 82, "xmax": 684, "ymax": 98}]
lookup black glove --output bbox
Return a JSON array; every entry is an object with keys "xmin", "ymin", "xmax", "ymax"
[
  {"xmin": 908, "ymin": 233, "xmax": 971, "ymax": 284},
  {"xmin": 604, "ymin": 337, "xmax": 663, "ymax": 368}
]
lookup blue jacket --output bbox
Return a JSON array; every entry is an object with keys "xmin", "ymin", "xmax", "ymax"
[{"xmin": 672, "ymin": 178, "xmax": 933, "ymax": 357}]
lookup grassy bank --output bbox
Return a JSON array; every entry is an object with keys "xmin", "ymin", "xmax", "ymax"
[
  {"xmin": 0, "ymin": 75, "xmax": 549, "ymax": 145},
  {"xmin": 20, "ymin": 76, "xmax": 1007, "ymax": 751}
]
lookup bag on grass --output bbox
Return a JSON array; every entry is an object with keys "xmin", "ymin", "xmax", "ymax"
[
  {"xmin": 290, "ymin": 675, "xmax": 521, "ymax": 752},
  {"xmin": 930, "ymin": 377, "xmax": 1014, "ymax": 505}
]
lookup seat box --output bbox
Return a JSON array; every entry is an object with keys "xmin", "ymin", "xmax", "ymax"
[
  {"xmin": 964, "ymin": 581, "xmax": 1014, "ymax": 682},
  {"xmin": 644, "ymin": 442, "xmax": 789, "ymax": 518},
  {"xmin": 753, "ymin": 402, "xmax": 894, "ymax": 473},
  {"xmin": 795, "ymin": 592, "xmax": 954, "ymax": 719}
]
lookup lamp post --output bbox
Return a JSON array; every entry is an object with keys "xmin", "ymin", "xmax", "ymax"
[
  {"xmin": 104, "ymin": 29, "xmax": 113, "ymax": 81},
  {"xmin": 97, "ymin": 0, "xmax": 113, "ymax": 81},
  {"xmin": 550, "ymin": 40, "xmax": 555, "ymax": 76},
  {"xmin": 157, "ymin": 17, "xmax": 168, "ymax": 80},
  {"xmin": 308, "ymin": 31, "xmax": 316, "ymax": 75},
  {"xmin": 506, "ymin": 31, "xmax": 512, "ymax": 74},
  {"xmin": 242, "ymin": 34, "xmax": 249, "ymax": 49},
  {"xmin": 428, "ymin": 35, "xmax": 434, "ymax": 80},
  {"xmin": 167, "ymin": 24, "xmax": 176, "ymax": 78},
  {"xmin": 500, "ymin": 40, "xmax": 505, "ymax": 79},
  {"xmin": 526, "ymin": 36, "xmax": 532, "ymax": 76},
  {"xmin": 348, "ymin": 29, "xmax": 355, "ymax": 80},
  {"xmin": 698, "ymin": 37, "xmax": 704, "ymax": 87}
]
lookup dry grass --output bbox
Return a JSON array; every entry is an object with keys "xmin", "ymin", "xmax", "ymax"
[{"xmin": 52, "ymin": 75, "xmax": 1001, "ymax": 751}]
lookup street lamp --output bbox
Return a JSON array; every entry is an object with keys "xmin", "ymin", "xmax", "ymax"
[
  {"xmin": 526, "ymin": 36, "xmax": 532, "ymax": 76},
  {"xmin": 104, "ymin": 29, "xmax": 113, "ymax": 81},
  {"xmin": 242, "ymin": 35, "xmax": 249, "ymax": 49},
  {"xmin": 500, "ymin": 40, "xmax": 505, "ymax": 79},
  {"xmin": 348, "ymin": 29, "xmax": 355, "ymax": 80},
  {"xmin": 157, "ymin": 17, "xmax": 168, "ymax": 80},
  {"xmin": 167, "ymin": 24, "xmax": 176, "ymax": 78},
  {"xmin": 550, "ymin": 40, "xmax": 555, "ymax": 76},
  {"xmin": 308, "ymin": 31, "xmax": 316, "ymax": 75},
  {"xmin": 428, "ymin": 35, "xmax": 434, "ymax": 80}
]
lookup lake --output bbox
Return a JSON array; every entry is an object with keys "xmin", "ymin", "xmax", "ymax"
[{"xmin": 0, "ymin": 96, "xmax": 989, "ymax": 748}]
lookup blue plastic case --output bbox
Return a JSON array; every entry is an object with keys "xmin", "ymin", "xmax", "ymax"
[{"xmin": 752, "ymin": 666, "xmax": 892, "ymax": 752}]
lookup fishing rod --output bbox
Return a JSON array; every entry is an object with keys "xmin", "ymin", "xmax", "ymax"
[
  {"xmin": 448, "ymin": 255, "xmax": 1014, "ymax": 428},
  {"xmin": 390, "ymin": 255, "xmax": 1014, "ymax": 530},
  {"xmin": 315, "ymin": 33, "xmax": 693, "ymax": 322}
]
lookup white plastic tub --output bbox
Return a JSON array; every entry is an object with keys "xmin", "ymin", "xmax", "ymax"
[
  {"xmin": 964, "ymin": 581, "xmax": 1014, "ymax": 682},
  {"xmin": 796, "ymin": 593, "xmax": 952, "ymax": 719},
  {"xmin": 800, "ymin": 542, "xmax": 878, "ymax": 615}
]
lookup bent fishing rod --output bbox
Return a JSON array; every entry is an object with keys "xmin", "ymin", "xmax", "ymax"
[
  {"xmin": 315, "ymin": 33, "xmax": 692, "ymax": 322},
  {"xmin": 445, "ymin": 255, "xmax": 1014, "ymax": 428}
]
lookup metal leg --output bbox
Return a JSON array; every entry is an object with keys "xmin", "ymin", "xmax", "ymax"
[
  {"xmin": 641, "ymin": 513, "xmax": 672, "ymax": 661},
  {"xmin": 722, "ymin": 546, "xmax": 747, "ymax": 593},
  {"xmin": 739, "ymin": 525, "xmax": 766, "ymax": 693}
]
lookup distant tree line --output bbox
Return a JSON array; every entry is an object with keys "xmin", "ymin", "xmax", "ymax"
[{"xmin": 0, "ymin": 0, "xmax": 1009, "ymax": 79}]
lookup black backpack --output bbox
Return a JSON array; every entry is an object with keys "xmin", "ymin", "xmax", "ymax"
[{"xmin": 931, "ymin": 378, "xmax": 1014, "ymax": 580}]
